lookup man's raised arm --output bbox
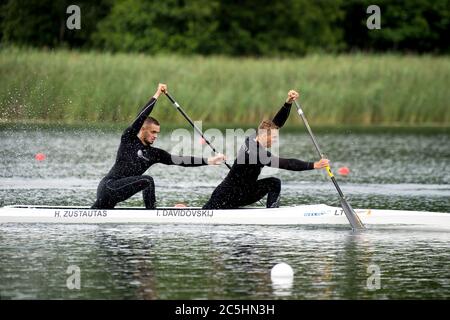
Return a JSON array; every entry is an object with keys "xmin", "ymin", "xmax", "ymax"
[
  {"xmin": 272, "ymin": 90, "xmax": 299, "ymax": 128},
  {"xmin": 125, "ymin": 83, "xmax": 167, "ymax": 136}
]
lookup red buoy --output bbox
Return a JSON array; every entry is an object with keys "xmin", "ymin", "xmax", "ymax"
[
  {"xmin": 174, "ymin": 203, "xmax": 187, "ymax": 208},
  {"xmin": 338, "ymin": 166, "xmax": 350, "ymax": 176},
  {"xmin": 35, "ymin": 153, "xmax": 46, "ymax": 161},
  {"xmin": 199, "ymin": 137, "xmax": 206, "ymax": 145}
]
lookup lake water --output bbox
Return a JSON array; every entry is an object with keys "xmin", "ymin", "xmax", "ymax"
[{"xmin": 0, "ymin": 125, "xmax": 449, "ymax": 299}]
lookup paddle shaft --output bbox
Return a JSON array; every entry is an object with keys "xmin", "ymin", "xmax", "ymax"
[
  {"xmin": 294, "ymin": 100, "xmax": 365, "ymax": 230},
  {"xmin": 294, "ymin": 101, "xmax": 343, "ymax": 196},
  {"xmin": 164, "ymin": 92, "xmax": 231, "ymax": 170}
]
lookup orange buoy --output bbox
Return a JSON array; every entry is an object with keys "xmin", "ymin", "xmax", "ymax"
[
  {"xmin": 174, "ymin": 203, "xmax": 187, "ymax": 208},
  {"xmin": 35, "ymin": 153, "xmax": 46, "ymax": 161},
  {"xmin": 338, "ymin": 166, "xmax": 350, "ymax": 176}
]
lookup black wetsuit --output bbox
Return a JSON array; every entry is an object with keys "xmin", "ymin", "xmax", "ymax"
[
  {"xmin": 92, "ymin": 97, "xmax": 208, "ymax": 209},
  {"xmin": 202, "ymin": 102, "xmax": 315, "ymax": 209}
]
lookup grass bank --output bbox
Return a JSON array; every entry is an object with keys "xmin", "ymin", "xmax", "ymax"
[{"xmin": 0, "ymin": 47, "xmax": 449, "ymax": 126}]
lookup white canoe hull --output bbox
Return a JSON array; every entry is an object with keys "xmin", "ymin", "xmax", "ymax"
[{"xmin": 0, "ymin": 204, "xmax": 449, "ymax": 230}]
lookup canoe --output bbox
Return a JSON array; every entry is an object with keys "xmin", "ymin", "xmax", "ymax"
[{"xmin": 0, "ymin": 204, "xmax": 449, "ymax": 230}]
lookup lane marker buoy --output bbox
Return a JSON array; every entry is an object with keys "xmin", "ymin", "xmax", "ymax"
[
  {"xmin": 174, "ymin": 203, "xmax": 187, "ymax": 208},
  {"xmin": 338, "ymin": 166, "xmax": 350, "ymax": 176},
  {"xmin": 35, "ymin": 153, "xmax": 46, "ymax": 161}
]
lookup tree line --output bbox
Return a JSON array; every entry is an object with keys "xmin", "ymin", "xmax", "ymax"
[{"xmin": 1, "ymin": 0, "xmax": 448, "ymax": 56}]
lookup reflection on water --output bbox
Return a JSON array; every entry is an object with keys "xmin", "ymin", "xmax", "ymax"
[
  {"xmin": 0, "ymin": 224, "xmax": 449, "ymax": 299},
  {"xmin": 0, "ymin": 126, "xmax": 449, "ymax": 299}
]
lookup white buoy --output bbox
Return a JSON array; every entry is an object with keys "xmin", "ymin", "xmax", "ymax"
[
  {"xmin": 271, "ymin": 263, "xmax": 294, "ymax": 297},
  {"xmin": 271, "ymin": 263, "xmax": 294, "ymax": 280}
]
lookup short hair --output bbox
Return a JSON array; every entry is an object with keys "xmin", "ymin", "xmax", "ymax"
[
  {"xmin": 143, "ymin": 116, "xmax": 160, "ymax": 127},
  {"xmin": 257, "ymin": 120, "xmax": 279, "ymax": 135}
]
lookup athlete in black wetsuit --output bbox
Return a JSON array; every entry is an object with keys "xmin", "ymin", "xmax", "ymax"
[
  {"xmin": 202, "ymin": 90, "xmax": 330, "ymax": 209},
  {"xmin": 92, "ymin": 84, "xmax": 225, "ymax": 209}
]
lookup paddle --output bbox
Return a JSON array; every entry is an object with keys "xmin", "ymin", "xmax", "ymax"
[
  {"xmin": 293, "ymin": 100, "xmax": 365, "ymax": 230},
  {"xmin": 164, "ymin": 92, "xmax": 231, "ymax": 170}
]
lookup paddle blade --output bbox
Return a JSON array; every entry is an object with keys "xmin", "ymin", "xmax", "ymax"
[{"xmin": 340, "ymin": 198, "xmax": 365, "ymax": 230}]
